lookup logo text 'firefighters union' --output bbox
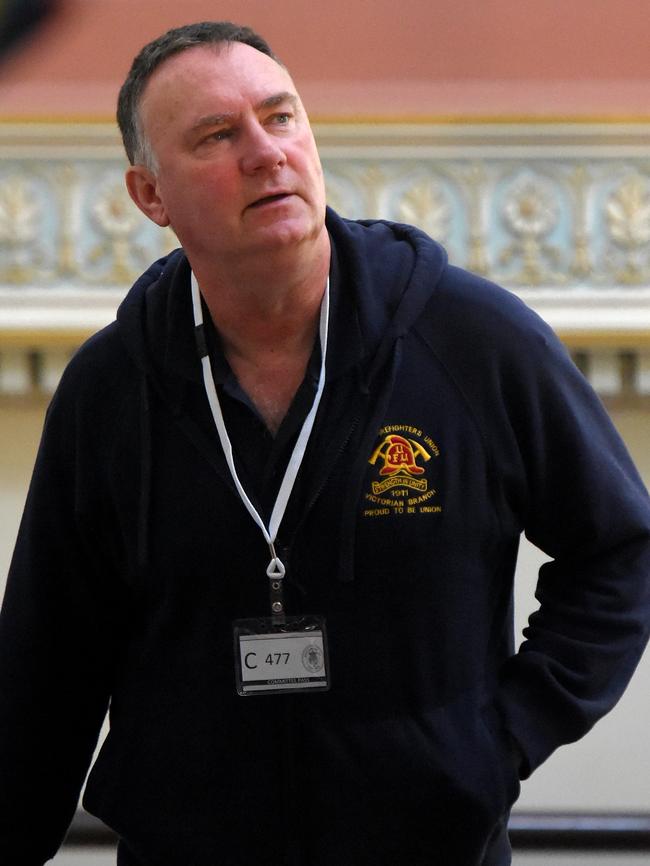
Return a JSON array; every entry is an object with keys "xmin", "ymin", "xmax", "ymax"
[{"xmin": 368, "ymin": 434, "xmax": 431, "ymax": 494}]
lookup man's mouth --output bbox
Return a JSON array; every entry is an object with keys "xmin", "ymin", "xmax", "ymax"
[{"xmin": 248, "ymin": 192, "xmax": 292, "ymax": 209}]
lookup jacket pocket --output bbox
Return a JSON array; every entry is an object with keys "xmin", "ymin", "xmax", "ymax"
[
  {"xmin": 408, "ymin": 692, "xmax": 521, "ymax": 821},
  {"xmin": 300, "ymin": 690, "xmax": 522, "ymax": 864}
]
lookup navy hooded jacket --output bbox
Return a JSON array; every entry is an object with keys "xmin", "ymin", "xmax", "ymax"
[{"xmin": 1, "ymin": 209, "xmax": 649, "ymax": 865}]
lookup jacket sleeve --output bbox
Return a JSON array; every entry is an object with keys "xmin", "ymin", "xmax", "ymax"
[
  {"xmin": 491, "ymin": 316, "xmax": 650, "ymax": 778},
  {"xmin": 0, "ymin": 380, "xmax": 120, "ymax": 863},
  {"xmin": 430, "ymin": 269, "xmax": 650, "ymax": 780}
]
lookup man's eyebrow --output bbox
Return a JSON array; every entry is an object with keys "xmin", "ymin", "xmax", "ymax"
[
  {"xmin": 257, "ymin": 91, "xmax": 298, "ymax": 111},
  {"xmin": 189, "ymin": 111, "xmax": 237, "ymax": 135},
  {"xmin": 189, "ymin": 93, "xmax": 298, "ymax": 135},
  {"xmin": 189, "ymin": 111, "xmax": 236, "ymax": 134}
]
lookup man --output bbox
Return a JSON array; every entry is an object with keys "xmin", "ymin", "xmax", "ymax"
[{"xmin": 0, "ymin": 20, "xmax": 649, "ymax": 866}]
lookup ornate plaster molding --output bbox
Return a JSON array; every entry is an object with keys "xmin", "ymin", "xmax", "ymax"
[{"xmin": 0, "ymin": 122, "xmax": 649, "ymax": 398}]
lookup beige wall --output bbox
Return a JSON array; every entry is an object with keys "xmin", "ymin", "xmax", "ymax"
[{"xmin": 0, "ymin": 399, "xmax": 45, "ymax": 581}]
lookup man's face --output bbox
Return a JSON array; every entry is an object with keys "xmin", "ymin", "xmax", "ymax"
[{"xmin": 131, "ymin": 42, "xmax": 327, "ymax": 267}]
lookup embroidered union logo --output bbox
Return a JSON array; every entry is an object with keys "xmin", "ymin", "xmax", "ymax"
[
  {"xmin": 369, "ymin": 434, "xmax": 429, "ymax": 493},
  {"xmin": 363, "ymin": 424, "xmax": 442, "ymax": 518}
]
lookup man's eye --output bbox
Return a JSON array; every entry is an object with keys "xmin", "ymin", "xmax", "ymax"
[
  {"xmin": 210, "ymin": 129, "xmax": 233, "ymax": 141},
  {"xmin": 274, "ymin": 113, "xmax": 291, "ymax": 124}
]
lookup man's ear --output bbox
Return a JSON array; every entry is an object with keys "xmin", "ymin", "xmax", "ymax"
[{"xmin": 125, "ymin": 165, "xmax": 170, "ymax": 227}]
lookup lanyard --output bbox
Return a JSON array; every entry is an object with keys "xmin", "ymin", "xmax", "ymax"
[{"xmin": 190, "ymin": 272, "xmax": 330, "ymax": 614}]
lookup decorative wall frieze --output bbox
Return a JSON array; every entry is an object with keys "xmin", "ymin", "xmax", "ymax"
[{"xmin": 0, "ymin": 122, "xmax": 649, "ymax": 399}]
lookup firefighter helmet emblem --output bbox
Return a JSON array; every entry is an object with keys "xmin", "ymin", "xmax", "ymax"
[{"xmin": 369, "ymin": 434, "xmax": 430, "ymax": 477}]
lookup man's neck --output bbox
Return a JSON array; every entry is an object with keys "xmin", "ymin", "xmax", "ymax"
[{"xmin": 192, "ymin": 235, "xmax": 331, "ymax": 434}]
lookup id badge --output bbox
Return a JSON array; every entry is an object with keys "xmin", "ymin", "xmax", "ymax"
[{"xmin": 233, "ymin": 615, "xmax": 330, "ymax": 696}]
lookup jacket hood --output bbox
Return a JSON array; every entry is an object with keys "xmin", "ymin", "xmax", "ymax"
[{"xmin": 325, "ymin": 209, "xmax": 448, "ymax": 366}]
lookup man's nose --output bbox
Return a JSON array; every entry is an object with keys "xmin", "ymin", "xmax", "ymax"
[{"xmin": 240, "ymin": 124, "xmax": 287, "ymax": 174}]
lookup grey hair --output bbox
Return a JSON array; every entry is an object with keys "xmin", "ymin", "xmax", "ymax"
[{"xmin": 117, "ymin": 21, "xmax": 281, "ymax": 170}]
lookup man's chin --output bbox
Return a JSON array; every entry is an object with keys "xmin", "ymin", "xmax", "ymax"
[{"xmin": 247, "ymin": 215, "xmax": 323, "ymax": 252}]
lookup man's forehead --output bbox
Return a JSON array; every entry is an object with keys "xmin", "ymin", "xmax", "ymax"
[
  {"xmin": 139, "ymin": 42, "xmax": 301, "ymax": 127},
  {"xmin": 146, "ymin": 41, "xmax": 291, "ymax": 95}
]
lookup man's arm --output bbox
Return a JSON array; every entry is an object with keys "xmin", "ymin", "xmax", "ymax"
[
  {"xmin": 0, "ymin": 386, "xmax": 117, "ymax": 864},
  {"xmin": 495, "ymin": 345, "xmax": 650, "ymax": 777},
  {"xmin": 426, "ymin": 268, "xmax": 650, "ymax": 779}
]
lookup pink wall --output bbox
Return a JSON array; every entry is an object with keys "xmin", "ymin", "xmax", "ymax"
[{"xmin": 1, "ymin": 0, "xmax": 650, "ymax": 119}]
